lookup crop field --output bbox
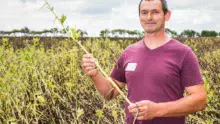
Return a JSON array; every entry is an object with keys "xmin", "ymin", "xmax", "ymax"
[{"xmin": 0, "ymin": 37, "xmax": 219, "ymax": 124}]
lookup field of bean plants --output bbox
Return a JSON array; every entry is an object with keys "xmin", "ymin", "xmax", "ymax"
[{"xmin": 0, "ymin": 37, "xmax": 219, "ymax": 124}]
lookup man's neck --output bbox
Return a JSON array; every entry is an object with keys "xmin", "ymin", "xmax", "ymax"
[{"xmin": 144, "ymin": 31, "xmax": 171, "ymax": 49}]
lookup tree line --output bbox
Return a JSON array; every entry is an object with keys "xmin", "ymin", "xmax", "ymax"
[
  {"xmin": 0, "ymin": 27, "xmax": 219, "ymax": 38},
  {"xmin": 0, "ymin": 27, "xmax": 87, "ymax": 37},
  {"xmin": 100, "ymin": 29, "xmax": 219, "ymax": 38}
]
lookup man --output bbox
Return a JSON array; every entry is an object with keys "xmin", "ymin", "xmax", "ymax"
[{"xmin": 82, "ymin": 0, "xmax": 207, "ymax": 123}]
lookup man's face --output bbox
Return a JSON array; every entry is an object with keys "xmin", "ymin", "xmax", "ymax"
[{"xmin": 139, "ymin": 0, "xmax": 169, "ymax": 34}]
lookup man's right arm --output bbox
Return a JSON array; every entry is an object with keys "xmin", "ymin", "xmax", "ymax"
[{"xmin": 82, "ymin": 54, "xmax": 126, "ymax": 100}]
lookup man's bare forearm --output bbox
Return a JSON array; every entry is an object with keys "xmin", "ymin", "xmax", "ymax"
[
  {"xmin": 90, "ymin": 71, "xmax": 114, "ymax": 99},
  {"xmin": 156, "ymin": 93, "xmax": 206, "ymax": 117}
]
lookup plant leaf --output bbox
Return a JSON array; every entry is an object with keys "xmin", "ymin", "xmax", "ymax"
[{"xmin": 60, "ymin": 15, "xmax": 66, "ymax": 24}]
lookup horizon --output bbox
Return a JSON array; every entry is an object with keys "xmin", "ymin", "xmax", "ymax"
[{"xmin": 1, "ymin": 0, "xmax": 220, "ymax": 37}]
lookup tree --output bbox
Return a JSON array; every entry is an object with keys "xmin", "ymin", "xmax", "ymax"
[
  {"xmin": 126, "ymin": 30, "xmax": 135, "ymax": 37},
  {"xmin": 76, "ymin": 29, "xmax": 88, "ymax": 37},
  {"xmin": 42, "ymin": 29, "xmax": 51, "ymax": 36},
  {"xmin": 11, "ymin": 29, "xmax": 20, "ymax": 34},
  {"xmin": 201, "ymin": 30, "xmax": 218, "ymax": 37},
  {"xmin": 111, "ymin": 29, "xmax": 124, "ymax": 37},
  {"xmin": 165, "ymin": 28, "xmax": 178, "ymax": 37},
  {"xmin": 136, "ymin": 30, "xmax": 144, "ymax": 38},
  {"xmin": 180, "ymin": 30, "xmax": 199, "ymax": 37},
  {"xmin": 31, "ymin": 31, "xmax": 42, "ymax": 35},
  {"xmin": 99, "ymin": 29, "xmax": 110, "ymax": 38},
  {"xmin": 118, "ymin": 29, "xmax": 127, "ymax": 37},
  {"xmin": 112, "ymin": 29, "xmax": 127, "ymax": 37},
  {"xmin": 50, "ymin": 28, "xmax": 58, "ymax": 34},
  {"xmin": 126, "ymin": 30, "xmax": 141, "ymax": 38},
  {"xmin": 20, "ymin": 27, "xmax": 30, "ymax": 35},
  {"xmin": 60, "ymin": 26, "xmax": 70, "ymax": 34}
]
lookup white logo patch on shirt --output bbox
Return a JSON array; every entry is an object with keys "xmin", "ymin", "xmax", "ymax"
[{"xmin": 125, "ymin": 63, "xmax": 137, "ymax": 71}]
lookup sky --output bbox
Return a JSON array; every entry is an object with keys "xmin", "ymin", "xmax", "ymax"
[{"xmin": 1, "ymin": 0, "xmax": 220, "ymax": 36}]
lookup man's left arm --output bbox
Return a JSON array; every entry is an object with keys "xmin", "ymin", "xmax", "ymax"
[{"xmin": 128, "ymin": 83, "xmax": 207, "ymax": 120}]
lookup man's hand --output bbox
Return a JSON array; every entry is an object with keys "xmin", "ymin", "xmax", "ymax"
[
  {"xmin": 128, "ymin": 100, "xmax": 160, "ymax": 120},
  {"xmin": 81, "ymin": 54, "xmax": 98, "ymax": 77}
]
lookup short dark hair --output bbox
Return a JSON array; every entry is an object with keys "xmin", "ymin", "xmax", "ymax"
[{"xmin": 139, "ymin": 0, "xmax": 168, "ymax": 15}]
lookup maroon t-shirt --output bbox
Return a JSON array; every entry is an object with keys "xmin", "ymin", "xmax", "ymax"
[{"xmin": 110, "ymin": 39, "xmax": 203, "ymax": 124}]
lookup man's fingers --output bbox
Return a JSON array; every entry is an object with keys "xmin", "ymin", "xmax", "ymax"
[
  {"xmin": 82, "ymin": 54, "xmax": 96, "ymax": 72},
  {"xmin": 130, "ymin": 108, "xmax": 138, "ymax": 114},
  {"xmin": 137, "ymin": 115, "xmax": 147, "ymax": 120},
  {"xmin": 128, "ymin": 102, "xmax": 148, "ymax": 117},
  {"xmin": 82, "ymin": 63, "xmax": 96, "ymax": 68},
  {"xmin": 137, "ymin": 111, "xmax": 146, "ymax": 117},
  {"xmin": 86, "ymin": 69, "xmax": 98, "ymax": 75},
  {"xmin": 129, "ymin": 106, "xmax": 139, "ymax": 113},
  {"xmin": 131, "ymin": 109, "xmax": 147, "ymax": 116},
  {"xmin": 84, "ymin": 66, "xmax": 96, "ymax": 72},
  {"xmin": 128, "ymin": 103, "xmax": 137, "ymax": 110},
  {"xmin": 81, "ymin": 54, "xmax": 98, "ymax": 77},
  {"xmin": 128, "ymin": 103, "xmax": 144, "ymax": 111},
  {"xmin": 83, "ymin": 53, "xmax": 93, "ymax": 58},
  {"xmin": 129, "ymin": 100, "xmax": 150, "ymax": 109},
  {"xmin": 135, "ymin": 100, "xmax": 149, "ymax": 106},
  {"xmin": 83, "ymin": 58, "xmax": 95, "ymax": 63},
  {"xmin": 130, "ymin": 107, "xmax": 145, "ymax": 114}
]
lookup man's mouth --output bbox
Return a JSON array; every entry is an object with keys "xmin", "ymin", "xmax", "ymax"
[{"xmin": 145, "ymin": 22, "xmax": 156, "ymax": 24}]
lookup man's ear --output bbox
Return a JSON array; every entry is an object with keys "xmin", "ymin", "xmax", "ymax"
[{"xmin": 165, "ymin": 10, "xmax": 171, "ymax": 21}]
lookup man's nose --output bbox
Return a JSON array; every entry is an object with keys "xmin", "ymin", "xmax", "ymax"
[{"xmin": 147, "ymin": 13, "xmax": 153, "ymax": 20}]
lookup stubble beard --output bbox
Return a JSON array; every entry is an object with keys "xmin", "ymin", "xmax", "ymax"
[{"xmin": 143, "ymin": 20, "xmax": 165, "ymax": 34}]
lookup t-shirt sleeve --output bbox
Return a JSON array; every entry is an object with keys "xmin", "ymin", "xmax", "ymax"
[
  {"xmin": 110, "ymin": 52, "xmax": 126, "ymax": 83},
  {"xmin": 180, "ymin": 49, "xmax": 204, "ymax": 88}
]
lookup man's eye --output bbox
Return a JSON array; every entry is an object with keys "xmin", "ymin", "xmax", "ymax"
[
  {"xmin": 153, "ymin": 11, "xmax": 159, "ymax": 14},
  {"xmin": 141, "ymin": 11, "xmax": 147, "ymax": 15}
]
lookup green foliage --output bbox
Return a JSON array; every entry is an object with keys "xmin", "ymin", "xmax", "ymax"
[
  {"xmin": 76, "ymin": 108, "xmax": 84, "ymax": 119},
  {"xmin": 60, "ymin": 15, "xmax": 67, "ymax": 24},
  {"xmin": 99, "ymin": 29, "xmax": 111, "ymax": 38},
  {"xmin": 0, "ymin": 37, "xmax": 219, "ymax": 123},
  {"xmin": 201, "ymin": 30, "xmax": 218, "ymax": 37},
  {"xmin": 71, "ymin": 27, "xmax": 81, "ymax": 41},
  {"xmin": 0, "ymin": 37, "xmax": 125, "ymax": 123},
  {"xmin": 180, "ymin": 29, "xmax": 200, "ymax": 37},
  {"xmin": 99, "ymin": 29, "xmax": 144, "ymax": 38},
  {"xmin": 179, "ymin": 37, "xmax": 220, "ymax": 124},
  {"xmin": 165, "ymin": 28, "xmax": 178, "ymax": 37},
  {"xmin": 96, "ymin": 109, "xmax": 104, "ymax": 118}
]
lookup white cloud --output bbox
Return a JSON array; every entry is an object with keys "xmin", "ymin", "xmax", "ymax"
[
  {"xmin": 168, "ymin": 0, "xmax": 219, "ymax": 10},
  {"xmin": 0, "ymin": 0, "xmax": 219, "ymax": 36}
]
